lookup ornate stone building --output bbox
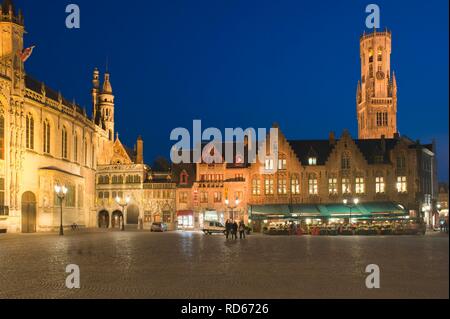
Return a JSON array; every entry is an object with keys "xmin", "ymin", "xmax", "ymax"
[{"xmin": 0, "ymin": 1, "xmax": 177, "ymax": 233}]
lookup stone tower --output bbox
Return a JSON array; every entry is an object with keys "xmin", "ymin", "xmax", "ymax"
[
  {"xmin": 93, "ymin": 69, "xmax": 115, "ymax": 141},
  {"xmin": 357, "ymin": 29, "xmax": 398, "ymax": 139}
]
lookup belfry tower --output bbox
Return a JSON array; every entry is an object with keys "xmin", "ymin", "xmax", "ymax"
[{"xmin": 357, "ymin": 29, "xmax": 398, "ymax": 139}]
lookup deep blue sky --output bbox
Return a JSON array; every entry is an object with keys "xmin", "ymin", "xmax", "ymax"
[{"xmin": 15, "ymin": 0, "xmax": 449, "ymax": 181}]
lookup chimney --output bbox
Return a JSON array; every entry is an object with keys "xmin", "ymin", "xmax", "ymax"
[
  {"xmin": 136, "ymin": 135, "xmax": 144, "ymax": 164},
  {"xmin": 329, "ymin": 131, "xmax": 336, "ymax": 145},
  {"xmin": 381, "ymin": 135, "xmax": 386, "ymax": 153}
]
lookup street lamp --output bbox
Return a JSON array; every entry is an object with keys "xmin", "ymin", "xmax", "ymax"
[
  {"xmin": 343, "ymin": 198, "xmax": 359, "ymax": 224},
  {"xmin": 115, "ymin": 195, "xmax": 131, "ymax": 231},
  {"xmin": 225, "ymin": 197, "xmax": 240, "ymax": 221},
  {"xmin": 54, "ymin": 184, "xmax": 68, "ymax": 236}
]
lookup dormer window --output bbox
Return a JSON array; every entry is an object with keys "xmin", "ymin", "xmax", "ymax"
[
  {"xmin": 265, "ymin": 159, "xmax": 274, "ymax": 170},
  {"xmin": 180, "ymin": 171, "xmax": 189, "ymax": 185},
  {"xmin": 308, "ymin": 157, "xmax": 317, "ymax": 166}
]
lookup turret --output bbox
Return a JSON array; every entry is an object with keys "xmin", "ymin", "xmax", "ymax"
[
  {"xmin": 97, "ymin": 71, "xmax": 115, "ymax": 140},
  {"xmin": 92, "ymin": 67, "xmax": 100, "ymax": 121},
  {"xmin": 1, "ymin": 0, "xmax": 24, "ymax": 25},
  {"xmin": 136, "ymin": 136, "xmax": 144, "ymax": 164}
]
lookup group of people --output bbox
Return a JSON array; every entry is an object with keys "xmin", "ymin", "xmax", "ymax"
[{"xmin": 225, "ymin": 220, "xmax": 247, "ymax": 240}]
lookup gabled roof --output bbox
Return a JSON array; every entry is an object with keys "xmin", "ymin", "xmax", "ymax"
[{"xmin": 288, "ymin": 140, "xmax": 336, "ymax": 166}]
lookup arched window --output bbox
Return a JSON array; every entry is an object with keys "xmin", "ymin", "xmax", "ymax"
[
  {"xmin": 377, "ymin": 47, "xmax": 383, "ymax": 62},
  {"xmin": 43, "ymin": 119, "xmax": 51, "ymax": 154},
  {"xmin": 84, "ymin": 140, "xmax": 88, "ymax": 165},
  {"xmin": 369, "ymin": 48, "xmax": 374, "ymax": 63},
  {"xmin": 74, "ymin": 133, "xmax": 78, "ymax": 163},
  {"xmin": 26, "ymin": 113, "xmax": 35, "ymax": 150},
  {"xmin": 180, "ymin": 171, "xmax": 188, "ymax": 185},
  {"xmin": 61, "ymin": 126, "xmax": 68, "ymax": 159},
  {"xmin": 0, "ymin": 114, "xmax": 4, "ymax": 160}
]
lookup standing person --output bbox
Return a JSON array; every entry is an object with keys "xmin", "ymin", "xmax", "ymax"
[
  {"xmin": 239, "ymin": 221, "xmax": 246, "ymax": 239},
  {"xmin": 232, "ymin": 221, "xmax": 238, "ymax": 240},
  {"xmin": 225, "ymin": 219, "xmax": 231, "ymax": 239}
]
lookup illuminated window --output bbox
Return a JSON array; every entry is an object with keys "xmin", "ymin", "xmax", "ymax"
[
  {"xmin": 200, "ymin": 191, "xmax": 208, "ymax": 203},
  {"xmin": 355, "ymin": 177, "xmax": 365, "ymax": 194},
  {"xmin": 369, "ymin": 48, "xmax": 374, "ymax": 63},
  {"xmin": 342, "ymin": 178, "xmax": 351, "ymax": 194},
  {"xmin": 43, "ymin": 119, "xmax": 51, "ymax": 154},
  {"xmin": 213, "ymin": 192, "xmax": 222, "ymax": 203},
  {"xmin": 61, "ymin": 126, "xmax": 68, "ymax": 159},
  {"xmin": 291, "ymin": 175, "xmax": 300, "ymax": 195},
  {"xmin": 308, "ymin": 175, "xmax": 318, "ymax": 195},
  {"xmin": 252, "ymin": 178, "xmax": 261, "ymax": 195},
  {"xmin": 397, "ymin": 176, "xmax": 407, "ymax": 193},
  {"xmin": 377, "ymin": 48, "xmax": 383, "ymax": 62},
  {"xmin": 26, "ymin": 113, "xmax": 35, "ymax": 150},
  {"xmin": 265, "ymin": 159, "xmax": 274, "ymax": 171},
  {"xmin": 264, "ymin": 176, "xmax": 274, "ymax": 195},
  {"xmin": 328, "ymin": 178, "xmax": 338, "ymax": 195},
  {"xmin": 376, "ymin": 176, "xmax": 385, "ymax": 194},
  {"xmin": 278, "ymin": 177, "xmax": 287, "ymax": 195},
  {"xmin": 308, "ymin": 157, "xmax": 317, "ymax": 166},
  {"xmin": 278, "ymin": 155, "xmax": 287, "ymax": 170}
]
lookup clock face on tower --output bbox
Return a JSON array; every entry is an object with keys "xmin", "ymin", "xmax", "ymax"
[{"xmin": 376, "ymin": 71, "xmax": 385, "ymax": 80}]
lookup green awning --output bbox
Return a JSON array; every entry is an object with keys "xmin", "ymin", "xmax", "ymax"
[{"xmin": 249, "ymin": 202, "xmax": 408, "ymax": 219}]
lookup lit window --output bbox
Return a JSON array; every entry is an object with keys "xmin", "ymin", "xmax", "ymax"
[
  {"xmin": 308, "ymin": 157, "xmax": 317, "ymax": 166},
  {"xmin": 213, "ymin": 192, "xmax": 222, "ymax": 203},
  {"xmin": 200, "ymin": 191, "xmax": 208, "ymax": 203},
  {"xmin": 308, "ymin": 175, "xmax": 318, "ymax": 195},
  {"xmin": 328, "ymin": 178, "xmax": 338, "ymax": 195},
  {"xmin": 376, "ymin": 176, "xmax": 385, "ymax": 194},
  {"xmin": 26, "ymin": 114, "xmax": 35, "ymax": 150},
  {"xmin": 397, "ymin": 176, "xmax": 407, "ymax": 193},
  {"xmin": 278, "ymin": 177, "xmax": 287, "ymax": 195},
  {"xmin": 278, "ymin": 155, "xmax": 287, "ymax": 170},
  {"xmin": 61, "ymin": 126, "xmax": 68, "ymax": 159},
  {"xmin": 355, "ymin": 177, "xmax": 365, "ymax": 194},
  {"xmin": 252, "ymin": 178, "xmax": 261, "ymax": 195},
  {"xmin": 342, "ymin": 178, "xmax": 351, "ymax": 194},
  {"xmin": 265, "ymin": 159, "xmax": 274, "ymax": 171},
  {"xmin": 264, "ymin": 176, "xmax": 274, "ymax": 195},
  {"xmin": 43, "ymin": 119, "xmax": 51, "ymax": 154}
]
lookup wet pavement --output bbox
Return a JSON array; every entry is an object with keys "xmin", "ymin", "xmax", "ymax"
[{"xmin": 0, "ymin": 230, "xmax": 448, "ymax": 299}]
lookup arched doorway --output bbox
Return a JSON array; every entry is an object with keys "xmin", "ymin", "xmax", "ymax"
[
  {"xmin": 98, "ymin": 210, "xmax": 110, "ymax": 228},
  {"xmin": 22, "ymin": 192, "xmax": 37, "ymax": 233},
  {"xmin": 111, "ymin": 210, "xmax": 123, "ymax": 229},
  {"xmin": 127, "ymin": 205, "xmax": 139, "ymax": 225}
]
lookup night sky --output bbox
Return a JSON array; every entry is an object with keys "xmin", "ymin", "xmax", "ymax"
[{"xmin": 15, "ymin": 0, "xmax": 449, "ymax": 181}]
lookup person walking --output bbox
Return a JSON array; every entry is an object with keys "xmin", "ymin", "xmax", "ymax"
[{"xmin": 239, "ymin": 221, "xmax": 246, "ymax": 239}]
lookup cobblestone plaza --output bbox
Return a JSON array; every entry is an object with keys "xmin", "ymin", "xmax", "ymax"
[{"xmin": 0, "ymin": 231, "xmax": 448, "ymax": 299}]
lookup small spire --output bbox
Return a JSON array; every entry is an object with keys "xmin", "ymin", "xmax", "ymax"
[{"xmin": 102, "ymin": 72, "xmax": 113, "ymax": 94}]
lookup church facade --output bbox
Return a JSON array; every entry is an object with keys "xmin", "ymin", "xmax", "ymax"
[{"xmin": 0, "ymin": 1, "xmax": 177, "ymax": 233}]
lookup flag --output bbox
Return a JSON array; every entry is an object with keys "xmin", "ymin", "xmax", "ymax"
[{"xmin": 18, "ymin": 46, "xmax": 35, "ymax": 62}]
